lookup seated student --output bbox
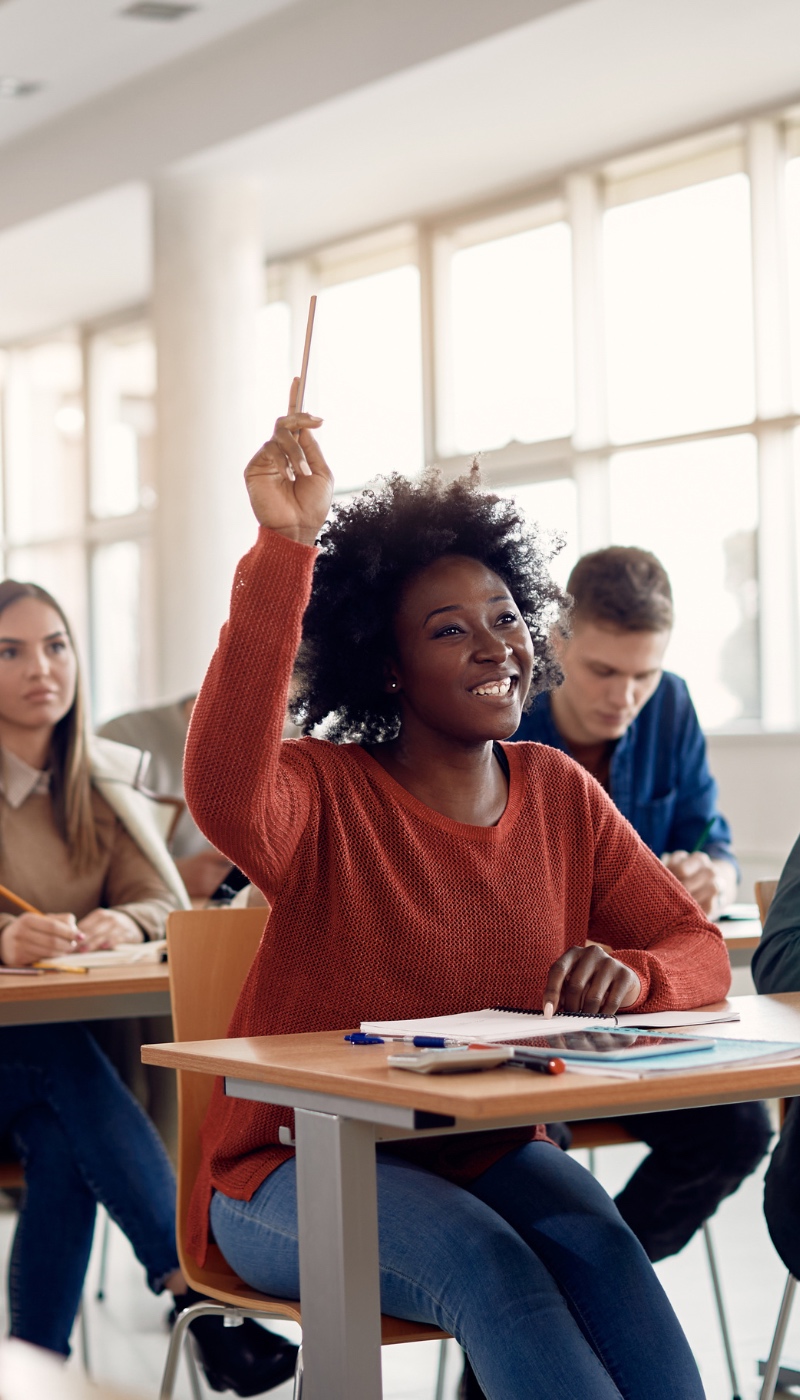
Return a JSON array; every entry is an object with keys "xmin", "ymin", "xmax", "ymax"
[
  {"xmin": 0, "ymin": 578, "xmax": 296, "ymax": 1391},
  {"xmin": 98, "ymin": 696, "xmax": 233, "ymax": 901},
  {"xmin": 180, "ymin": 389, "xmax": 732, "ymax": 1400},
  {"xmin": 99, "ymin": 696, "xmax": 300, "ymax": 903},
  {"xmin": 752, "ymin": 834, "xmax": 800, "ymax": 1278},
  {"xmin": 509, "ymin": 548, "xmax": 771, "ymax": 1257}
]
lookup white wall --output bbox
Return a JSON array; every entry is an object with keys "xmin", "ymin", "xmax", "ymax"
[{"xmin": 707, "ymin": 732, "xmax": 800, "ymax": 898}]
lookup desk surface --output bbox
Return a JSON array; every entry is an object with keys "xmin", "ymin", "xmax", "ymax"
[
  {"xmin": 142, "ymin": 992, "xmax": 800, "ymax": 1125},
  {"xmin": 0, "ymin": 962, "xmax": 171, "ymax": 1026}
]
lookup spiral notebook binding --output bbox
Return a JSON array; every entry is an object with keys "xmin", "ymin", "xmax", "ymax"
[{"xmin": 491, "ymin": 1006, "xmax": 618, "ymax": 1022}]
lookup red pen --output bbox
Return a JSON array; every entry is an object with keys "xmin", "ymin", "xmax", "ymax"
[{"xmin": 467, "ymin": 1044, "xmax": 565, "ymax": 1075}]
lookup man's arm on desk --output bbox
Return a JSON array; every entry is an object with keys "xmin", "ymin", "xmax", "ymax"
[{"xmin": 752, "ymin": 834, "xmax": 800, "ymax": 993}]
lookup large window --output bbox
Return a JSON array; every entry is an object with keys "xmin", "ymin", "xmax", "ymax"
[
  {"xmin": 0, "ymin": 321, "xmax": 156, "ymax": 724},
  {"xmin": 4, "ymin": 112, "xmax": 800, "ymax": 733},
  {"xmin": 603, "ymin": 175, "xmax": 755, "ymax": 443},
  {"xmin": 448, "ymin": 219, "xmax": 574, "ymax": 452}
]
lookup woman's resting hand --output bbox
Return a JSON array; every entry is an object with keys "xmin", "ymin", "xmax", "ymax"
[
  {"xmin": 244, "ymin": 380, "xmax": 332, "ymax": 547},
  {"xmin": 543, "ymin": 944, "xmax": 642, "ymax": 1018},
  {"xmin": 76, "ymin": 908, "xmax": 144, "ymax": 950},
  {"xmin": 0, "ymin": 912, "xmax": 82, "ymax": 967}
]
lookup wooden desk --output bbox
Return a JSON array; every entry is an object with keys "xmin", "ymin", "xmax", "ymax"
[
  {"xmin": 142, "ymin": 992, "xmax": 800, "ymax": 1400},
  {"xmin": 721, "ymin": 919, "xmax": 763, "ymax": 969},
  {"xmin": 0, "ymin": 963, "xmax": 171, "ymax": 1027}
]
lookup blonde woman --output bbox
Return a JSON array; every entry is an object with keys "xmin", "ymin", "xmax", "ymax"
[{"xmin": 0, "ymin": 579, "xmax": 297, "ymax": 1390}]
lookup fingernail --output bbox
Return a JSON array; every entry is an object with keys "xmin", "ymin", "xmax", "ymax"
[
  {"xmin": 298, "ymin": 455, "xmax": 313, "ymax": 476},
  {"xmin": 544, "ymin": 1002, "xmax": 554, "ymax": 1019}
]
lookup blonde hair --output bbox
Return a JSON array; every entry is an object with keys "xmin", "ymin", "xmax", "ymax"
[{"xmin": 0, "ymin": 580, "xmax": 99, "ymax": 872}]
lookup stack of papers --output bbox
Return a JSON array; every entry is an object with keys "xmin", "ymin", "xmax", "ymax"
[{"xmin": 558, "ymin": 1036, "xmax": 800, "ymax": 1079}]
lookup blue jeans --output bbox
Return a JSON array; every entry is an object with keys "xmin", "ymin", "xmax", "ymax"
[
  {"xmin": 210, "ymin": 1142, "xmax": 705, "ymax": 1400},
  {"xmin": 0, "ymin": 1024, "xmax": 179, "ymax": 1356}
]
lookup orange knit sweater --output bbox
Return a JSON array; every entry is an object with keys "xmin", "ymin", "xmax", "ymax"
[{"xmin": 184, "ymin": 528, "xmax": 731, "ymax": 1264}]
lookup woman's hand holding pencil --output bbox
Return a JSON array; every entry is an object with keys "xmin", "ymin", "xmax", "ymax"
[{"xmin": 0, "ymin": 886, "xmax": 85, "ymax": 968}]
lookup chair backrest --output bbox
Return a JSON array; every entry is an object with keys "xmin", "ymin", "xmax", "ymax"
[
  {"xmin": 166, "ymin": 907, "xmax": 270, "ymax": 1296},
  {"xmin": 755, "ymin": 879, "xmax": 779, "ymax": 926}
]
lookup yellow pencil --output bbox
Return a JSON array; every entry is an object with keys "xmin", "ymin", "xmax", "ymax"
[
  {"xmin": 32, "ymin": 962, "xmax": 90, "ymax": 975},
  {"xmin": 0, "ymin": 882, "xmax": 40, "ymax": 915}
]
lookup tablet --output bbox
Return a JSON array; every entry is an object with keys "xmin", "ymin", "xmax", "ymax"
[{"xmin": 507, "ymin": 1030, "xmax": 714, "ymax": 1062}]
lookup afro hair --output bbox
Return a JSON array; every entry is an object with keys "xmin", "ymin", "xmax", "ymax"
[{"xmin": 293, "ymin": 464, "xmax": 567, "ymax": 743}]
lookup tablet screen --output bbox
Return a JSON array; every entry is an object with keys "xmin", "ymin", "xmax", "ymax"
[{"xmin": 507, "ymin": 1031, "xmax": 714, "ymax": 1061}]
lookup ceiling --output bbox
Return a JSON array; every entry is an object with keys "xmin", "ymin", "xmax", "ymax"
[
  {"xmin": 0, "ymin": 0, "xmax": 299, "ymax": 147},
  {"xmin": 0, "ymin": 0, "xmax": 799, "ymax": 342}
]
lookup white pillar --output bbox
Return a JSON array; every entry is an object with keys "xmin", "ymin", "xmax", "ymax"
[{"xmin": 152, "ymin": 175, "xmax": 263, "ymax": 697}]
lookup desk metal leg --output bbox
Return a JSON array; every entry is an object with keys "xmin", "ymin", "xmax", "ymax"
[{"xmin": 294, "ymin": 1108, "xmax": 383, "ymax": 1400}]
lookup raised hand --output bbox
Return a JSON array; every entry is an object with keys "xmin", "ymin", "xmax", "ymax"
[{"xmin": 244, "ymin": 379, "xmax": 333, "ymax": 547}]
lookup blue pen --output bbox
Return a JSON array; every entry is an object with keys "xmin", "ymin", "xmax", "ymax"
[{"xmin": 346, "ymin": 1032, "xmax": 465, "ymax": 1048}]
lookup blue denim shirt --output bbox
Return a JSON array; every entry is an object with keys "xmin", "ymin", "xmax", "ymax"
[{"xmin": 511, "ymin": 671, "xmax": 735, "ymax": 866}]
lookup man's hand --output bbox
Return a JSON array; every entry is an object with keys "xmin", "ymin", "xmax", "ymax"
[
  {"xmin": 244, "ymin": 380, "xmax": 333, "ymax": 547},
  {"xmin": 543, "ymin": 945, "xmax": 641, "ymax": 1018},
  {"xmin": 662, "ymin": 851, "xmax": 723, "ymax": 917},
  {"xmin": 0, "ymin": 913, "xmax": 81, "ymax": 967},
  {"xmin": 76, "ymin": 909, "xmax": 143, "ymax": 951},
  {"xmin": 176, "ymin": 850, "xmax": 235, "ymax": 900}
]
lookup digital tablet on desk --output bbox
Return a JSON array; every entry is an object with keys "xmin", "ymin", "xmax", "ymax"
[{"xmin": 507, "ymin": 1030, "xmax": 715, "ymax": 1062}]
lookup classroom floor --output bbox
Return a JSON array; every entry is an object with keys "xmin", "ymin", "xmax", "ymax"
[{"xmin": 1, "ymin": 1133, "xmax": 799, "ymax": 1400}]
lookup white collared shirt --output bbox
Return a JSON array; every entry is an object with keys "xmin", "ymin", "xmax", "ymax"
[{"xmin": 0, "ymin": 748, "xmax": 51, "ymax": 809}]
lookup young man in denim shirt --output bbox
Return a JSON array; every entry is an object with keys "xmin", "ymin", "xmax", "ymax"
[
  {"xmin": 462, "ymin": 546, "xmax": 769, "ymax": 1400},
  {"xmin": 514, "ymin": 546, "xmax": 770, "ymax": 1248}
]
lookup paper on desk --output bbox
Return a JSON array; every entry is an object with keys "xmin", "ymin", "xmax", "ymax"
[
  {"xmin": 363, "ymin": 1009, "xmax": 621, "ymax": 1039},
  {"xmin": 616, "ymin": 1009, "xmax": 740, "ymax": 1029},
  {"xmin": 36, "ymin": 940, "xmax": 167, "ymax": 971},
  {"xmin": 361, "ymin": 1006, "xmax": 739, "ymax": 1041}
]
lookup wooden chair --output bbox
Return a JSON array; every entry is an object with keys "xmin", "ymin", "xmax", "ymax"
[
  {"xmin": 158, "ymin": 907, "xmax": 450, "ymax": 1400},
  {"xmin": 753, "ymin": 876, "xmax": 800, "ymax": 1400},
  {"xmin": 756, "ymin": 879, "xmax": 779, "ymax": 927}
]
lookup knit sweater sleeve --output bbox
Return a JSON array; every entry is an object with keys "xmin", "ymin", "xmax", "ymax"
[
  {"xmin": 585, "ymin": 773, "xmax": 731, "ymax": 1011},
  {"xmin": 184, "ymin": 528, "xmax": 318, "ymax": 901}
]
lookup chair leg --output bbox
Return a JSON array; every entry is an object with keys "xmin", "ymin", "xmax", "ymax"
[
  {"xmin": 702, "ymin": 1220, "xmax": 742, "ymax": 1400},
  {"xmin": 160, "ymin": 1307, "xmax": 195, "ymax": 1400},
  {"xmin": 433, "ymin": 1337, "xmax": 448, "ymax": 1400},
  {"xmin": 77, "ymin": 1294, "xmax": 91, "ymax": 1377},
  {"xmin": 184, "ymin": 1336, "xmax": 205, "ymax": 1400},
  {"xmin": 759, "ymin": 1272, "xmax": 797, "ymax": 1400},
  {"xmin": 293, "ymin": 1344, "xmax": 304, "ymax": 1400},
  {"xmin": 95, "ymin": 1209, "xmax": 111, "ymax": 1302}
]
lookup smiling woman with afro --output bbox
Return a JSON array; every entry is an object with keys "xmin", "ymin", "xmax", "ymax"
[{"xmin": 182, "ymin": 395, "xmax": 726, "ymax": 1400}]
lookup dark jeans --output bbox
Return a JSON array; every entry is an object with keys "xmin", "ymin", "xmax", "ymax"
[
  {"xmin": 0, "ymin": 1023, "xmax": 179, "ymax": 1356},
  {"xmin": 611, "ymin": 1101, "xmax": 773, "ymax": 1261},
  {"xmin": 764, "ymin": 1097, "xmax": 800, "ymax": 1277}
]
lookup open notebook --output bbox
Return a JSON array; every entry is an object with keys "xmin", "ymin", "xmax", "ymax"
[
  {"xmin": 35, "ymin": 939, "xmax": 167, "ymax": 971},
  {"xmin": 361, "ymin": 1006, "xmax": 740, "ymax": 1040}
]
